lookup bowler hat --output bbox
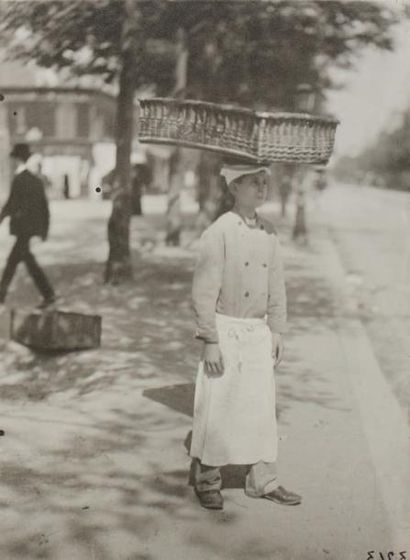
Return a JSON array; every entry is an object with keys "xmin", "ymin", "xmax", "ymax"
[{"xmin": 10, "ymin": 143, "xmax": 31, "ymax": 160}]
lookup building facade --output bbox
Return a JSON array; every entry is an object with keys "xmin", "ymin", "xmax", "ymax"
[{"xmin": 0, "ymin": 86, "xmax": 117, "ymax": 200}]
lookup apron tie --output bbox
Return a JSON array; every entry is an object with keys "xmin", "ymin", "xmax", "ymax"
[{"xmin": 227, "ymin": 324, "xmax": 256, "ymax": 372}]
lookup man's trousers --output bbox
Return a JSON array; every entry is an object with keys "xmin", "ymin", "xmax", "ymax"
[
  {"xmin": 0, "ymin": 236, "xmax": 54, "ymax": 302},
  {"xmin": 193, "ymin": 459, "xmax": 279, "ymax": 496}
]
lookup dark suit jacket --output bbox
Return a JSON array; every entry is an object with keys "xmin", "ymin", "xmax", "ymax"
[{"xmin": 0, "ymin": 169, "xmax": 50, "ymax": 239}]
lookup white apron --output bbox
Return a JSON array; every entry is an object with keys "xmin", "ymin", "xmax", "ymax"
[{"xmin": 190, "ymin": 313, "xmax": 278, "ymax": 466}]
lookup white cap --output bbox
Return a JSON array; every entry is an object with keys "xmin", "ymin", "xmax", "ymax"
[{"xmin": 220, "ymin": 164, "xmax": 271, "ymax": 185}]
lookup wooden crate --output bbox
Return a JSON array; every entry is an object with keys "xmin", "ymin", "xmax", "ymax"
[{"xmin": 10, "ymin": 309, "xmax": 102, "ymax": 351}]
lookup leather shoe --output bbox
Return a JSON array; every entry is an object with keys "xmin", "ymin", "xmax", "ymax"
[
  {"xmin": 194, "ymin": 489, "xmax": 223, "ymax": 510},
  {"xmin": 262, "ymin": 485, "xmax": 301, "ymax": 505},
  {"xmin": 247, "ymin": 485, "xmax": 302, "ymax": 506}
]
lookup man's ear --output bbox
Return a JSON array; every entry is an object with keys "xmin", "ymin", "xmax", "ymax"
[{"xmin": 227, "ymin": 180, "xmax": 237, "ymax": 197}]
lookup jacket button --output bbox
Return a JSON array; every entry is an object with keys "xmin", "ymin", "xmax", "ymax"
[
  {"xmin": 263, "ymin": 263, "xmax": 267, "ymax": 267},
  {"xmin": 244, "ymin": 291, "xmax": 249, "ymax": 297},
  {"xmin": 245, "ymin": 262, "xmax": 249, "ymax": 266}
]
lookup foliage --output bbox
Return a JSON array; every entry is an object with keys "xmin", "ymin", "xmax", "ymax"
[
  {"xmin": 335, "ymin": 110, "xmax": 410, "ymax": 191},
  {"xmin": 1, "ymin": 0, "xmax": 401, "ymax": 109},
  {"xmin": 1, "ymin": 0, "xmax": 404, "ymax": 258}
]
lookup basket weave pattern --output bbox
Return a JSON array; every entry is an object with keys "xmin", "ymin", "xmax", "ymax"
[{"xmin": 138, "ymin": 98, "xmax": 338, "ymax": 164}]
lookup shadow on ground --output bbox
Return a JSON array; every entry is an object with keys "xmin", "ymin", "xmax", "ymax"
[{"xmin": 0, "ymin": 209, "xmax": 352, "ymax": 559}]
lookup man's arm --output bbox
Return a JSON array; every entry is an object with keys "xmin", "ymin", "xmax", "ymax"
[
  {"xmin": 35, "ymin": 179, "xmax": 50, "ymax": 240},
  {"xmin": 267, "ymin": 236, "xmax": 288, "ymax": 366},
  {"xmin": 267, "ymin": 236, "xmax": 288, "ymax": 334},
  {"xmin": 0, "ymin": 177, "xmax": 19, "ymax": 224},
  {"xmin": 192, "ymin": 226, "xmax": 225, "ymax": 374},
  {"xmin": 192, "ymin": 226, "xmax": 224, "ymax": 344},
  {"xmin": 41, "ymin": 186, "xmax": 50, "ymax": 240}
]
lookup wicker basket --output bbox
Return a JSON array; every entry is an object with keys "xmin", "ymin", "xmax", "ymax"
[
  {"xmin": 10, "ymin": 309, "xmax": 102, "ymax": 351},
  {"xmin": 138, "ymin": 98, "xmax": 339, "ymax": 165}
]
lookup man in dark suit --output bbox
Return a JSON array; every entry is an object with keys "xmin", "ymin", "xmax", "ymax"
[{"xmin": 0, "ymin": 143, "xmax": 56, "ymax": 308}]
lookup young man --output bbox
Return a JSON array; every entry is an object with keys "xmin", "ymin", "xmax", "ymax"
[
  {"xmin": 0, "ymin": 143, "xmax": 56, "ymax": 308},
  {"xmin": 190, "ymin": 163, "xmax": 301, "ymax": 510}
]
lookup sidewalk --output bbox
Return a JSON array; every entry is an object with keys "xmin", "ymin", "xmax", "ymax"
[{"xmin": 0, "ymin": 198, "xmax": 407, "ymax": 559}]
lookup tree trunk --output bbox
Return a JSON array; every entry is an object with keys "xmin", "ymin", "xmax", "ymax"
[
  {"xmin": 195, "ymin": 151, "xmax": 224, "ymax": 233},
  {"xmin": 105, "ymin": 0, "xmax": 137, "ymax": 284}
]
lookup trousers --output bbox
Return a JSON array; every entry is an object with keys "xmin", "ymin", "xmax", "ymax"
[
  {"xmin": 0, "ymin": 236, "xmax": 54, "ymax": 302},
  {"xmin": 193, "ymin": 459, "xmax": 279, "ymax": 496}
]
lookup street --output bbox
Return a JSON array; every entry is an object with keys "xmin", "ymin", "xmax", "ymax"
[
  {"xmin": 0, "ymin": 184, "xmax": 408, "ymax": 560},
  {"xmin": 319, "ymin": 184, "xmax": 410, "ymax": 414}
]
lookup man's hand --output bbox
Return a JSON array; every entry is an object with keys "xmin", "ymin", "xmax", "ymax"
[
  {"xmin": 271, "ymin": 333, "xmax": 284, "ymax": 367},
  {"xmin": 203, "ymin": 342, "xmax": 224, "ymax": 375}
]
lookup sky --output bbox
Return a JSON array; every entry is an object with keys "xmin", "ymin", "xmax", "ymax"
[{"xmin": 327, "ymin": 15, "xmax": 410, "ymax": 158}]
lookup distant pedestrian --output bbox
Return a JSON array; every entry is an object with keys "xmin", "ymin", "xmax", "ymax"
[
  {"xmin": 63, "ymin": 174, "xmax": 70, "ymax": 199},
  {"xmin": 190, "ymin": 163, "xmax": 302, "ymax": 510},
  {"xmin": 0, "ymin": 143, "xmax": 56, "ymax": 308},
  {"xmin": 292, "ymin": 189, "xmax": 308, "ymax": 243},
  {"xmin": 131, "ymin": 165, "xmax": 144, "ymax": 216},
  {"xmin": 34, "ymin": 161, "xmax": 52, "ymax": 194},
  {"xmin": 314, "ymin": 167, "xmax": 327, "ymax": 192}
]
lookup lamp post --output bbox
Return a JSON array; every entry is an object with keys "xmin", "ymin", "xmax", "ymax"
[
  {"xmin": 294, "ymin": 83, "xmax": 316, "ymax": 113},
  {"xmin": 165, "ymin": 27, "xmax": 188, "ymax": 246},
  {"xmin": 292, "ymin": 83, "xmax": 316, "ymax": 243}
]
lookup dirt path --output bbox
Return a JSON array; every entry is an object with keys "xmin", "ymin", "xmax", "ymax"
[{"xmin": 0, "ymin": 194, "xmax": 407, "ymax": 559}]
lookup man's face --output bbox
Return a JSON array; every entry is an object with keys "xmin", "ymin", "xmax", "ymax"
[
  {"xmin": 10, "ymin": 156, "xmax": 20, "ymax": 173},
  {"xmin": 230, "ymin": 170, "xmax": 268, "ymax": 207}
]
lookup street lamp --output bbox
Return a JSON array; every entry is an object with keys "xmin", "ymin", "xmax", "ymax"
[
  {"xmin": 294, "ymin": 83, "xmax": 316, "ymax": 113},
  {"xmin": 292, "ymin": 83, "xmax": 317, "ymax": 243}
]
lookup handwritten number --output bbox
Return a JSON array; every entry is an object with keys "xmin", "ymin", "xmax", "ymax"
[{"xmin": 367, "ymin": 552, "xmax": 407, "ymax": 560}]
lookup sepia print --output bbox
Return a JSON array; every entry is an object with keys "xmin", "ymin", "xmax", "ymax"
[{"xmin": 0, "ymin": 1, "xmax": 409, "ymax": 559}]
